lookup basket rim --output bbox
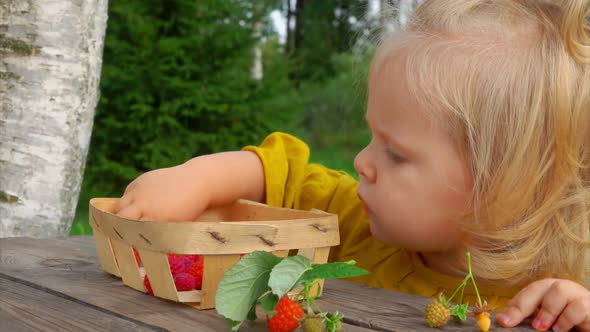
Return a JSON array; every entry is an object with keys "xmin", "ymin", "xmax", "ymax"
[
  {"xmin": 89, "ymin": 197, "xmax": 340, "ymax": 254},
  {"xmin": 90, "ymin": 197, "xmax": 335, "ymax": 224}
]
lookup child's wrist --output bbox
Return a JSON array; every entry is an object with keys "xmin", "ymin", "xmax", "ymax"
[{"xmin": 181, "ymin": 151, "xmax": 264, "ymax": 206}]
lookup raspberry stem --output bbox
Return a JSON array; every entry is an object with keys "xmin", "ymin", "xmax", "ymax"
[
  {"xmin": 294, "ymin": 278, "xmax": 343, "ymax": 332},
  {"xmin": 294, "ymin": 278, "xmax": 324, "ymax": 316},
  {"xmin": 466, "ymin": 252, "xmax": 483, "ymax": 307},
  {"xmin": 445, "ymin": 252, "xmax": 483, "ymax": 308}
]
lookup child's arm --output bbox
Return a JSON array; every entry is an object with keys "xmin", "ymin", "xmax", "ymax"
[
  {"xmin": 496, "ymin": 278, "xmax": 590, "ymax": 331},
  {"xmin": 113, "ymin": 151, "xmax": 265, "ymax": 222}
]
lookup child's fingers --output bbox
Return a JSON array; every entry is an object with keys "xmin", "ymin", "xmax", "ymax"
[
  {"xmin": 116, "ymin": 204, "xmax": 142, "ymax": 220},
  {"xmin": 552, "ymin": 298, "xmax": 590, "ymax": 332},
  {"xmin": 113, "ymin": 194, "xmax": 134, "ymax": 214},
  {"xmin": 496, "ymin": 279, "xmax": 556, "ymax": 327},
  {"xmin": 123, "ymin": 178, "xmax": 138, "ymax": 195},
  {"xmin": 533, "ymin": 283, "xmax": 571, "ymax": 330}
]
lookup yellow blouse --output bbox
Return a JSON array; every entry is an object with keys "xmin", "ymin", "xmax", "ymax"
[{"xmin": 243, "ymin": 132, "xmax": 520, "ymax": 310}]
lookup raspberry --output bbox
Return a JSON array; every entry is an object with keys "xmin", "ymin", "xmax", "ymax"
[
  {"xmin": 424, "ymin": 297, "xmax": 451, "ymax": 328},
  {"xmin": 174, "ymin": 272, "xmax": 196, "ymax": 291},
  {"xmin": 472, "ymin": 301, "xmax": 493, "ymax": 332},
  {"xmin": 169, "ymin": 258, "xmax": 186, "ymax": 276},
  {"xmin": 167, "ymin": 254, "xmax": 200, "ymax": 272},
  {"xmin": 266, "ymin": 296, "xmax": 304, "ymax": 332},
  {"xmin": 188, "ymin": 259, "xmax": 204, "ymax": 290},
  {"xmin": 301, "ymin": 314, "xmax": 324, "ymax": 332},
  {"xmin": 143, "ymin": 276, "xmax": 153, "ymax": 295},
  {"xmin": 184, "ymin": 255, "xmax": 202, "ymax": 270},
  {"xmin": 185, "ymin": 255, "xmax": 200, "ymax": 263},
  {"xmin": 133, "ymin": 248, "xmax": 141, "ymax": 266},
  {"xmin": 475, "ymin": 312, "xmax": 491, "ymax": 332}
]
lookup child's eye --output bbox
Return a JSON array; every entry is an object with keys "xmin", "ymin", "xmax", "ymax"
[{"xmin": 384, "ymin": 147, "xmax": 405, "ymax": 163}]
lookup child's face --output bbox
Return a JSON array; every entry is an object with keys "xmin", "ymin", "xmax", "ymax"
[{"xmin": 354, "ymin": 55, "xmax": 473, "ymax": 253}]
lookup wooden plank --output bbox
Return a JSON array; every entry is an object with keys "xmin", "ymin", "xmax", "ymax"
[
  {"xmin": 91, "ymin": 229, "xmax": 120, "ymax": 277},
  {"xmin": 0, "ymin": 274, "xmax": 157, "ymax": 332},
  {"xmin": 138, "ymin": 249, "xmax": 179, "ymax": 302},
  {"xmin": 198, "ymin": 254, "xmax": 242, "ymax": 309},
  {"xmin": 110, "ymin": 238, "xmax": 144, "ymax": 292},
  {"xmin": 319, "ymin": 279, "xmax": 536, "ymax": 332},
  {"xmin": 0, "ymin": 236, "xmax": 374, "ymax": 331}
]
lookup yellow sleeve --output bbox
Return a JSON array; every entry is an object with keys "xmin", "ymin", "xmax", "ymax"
[{"xmin": 242, "ymin": 132, "xmax": 382, "ymax": 266}]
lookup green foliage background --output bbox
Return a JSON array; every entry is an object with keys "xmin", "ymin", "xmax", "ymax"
[{"xmin": 71, "ymin": 0, "xmax": 373, "ymax": 235}]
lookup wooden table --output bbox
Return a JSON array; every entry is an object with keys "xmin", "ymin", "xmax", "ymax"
[{"xmin": 0, "ymin": 236, "xmax": 535, "ymax": 331}]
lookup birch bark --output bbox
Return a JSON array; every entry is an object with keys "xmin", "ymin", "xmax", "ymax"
[{"xmin": 0, "ymin": 0, "xmax": 108, "ymax": 237}]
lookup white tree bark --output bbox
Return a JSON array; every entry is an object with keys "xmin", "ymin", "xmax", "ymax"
[
  {"xmin": 398, "ymin": 0, "xmax": 421, "ymax": 27},
  {"xmin": 0, "ymin": 0, "xmax": 108, "ymax": 237},
  {"xmin": 251, "ymin": 21, "xmax": 263, "ymax": 81}
]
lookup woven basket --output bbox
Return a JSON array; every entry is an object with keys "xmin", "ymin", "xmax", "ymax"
[{"xmin": 90, "ymin": 198, "xmax": 340, "ymax": 309}]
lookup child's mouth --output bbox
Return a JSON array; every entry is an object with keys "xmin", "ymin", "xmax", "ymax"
[{"xmin": 357, "ymin": 193, "xmax": 373, "ymax": 216}]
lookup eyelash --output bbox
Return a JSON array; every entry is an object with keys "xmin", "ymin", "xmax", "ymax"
[{"xmin": 384, "ymin": 147, "xmax": 404, "ymax": 163}]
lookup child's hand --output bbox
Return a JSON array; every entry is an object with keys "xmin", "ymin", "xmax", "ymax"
[
  {"xmin": 496, "ymin": 278, "xmax": 590, "ymax": 331},
  {"xmin": 112, "ymin": 151, "xmax": 265, "ymax": 222},
  {"xmin": 114, "ymin": 163, "xmax": 209, "ymax": 222}
]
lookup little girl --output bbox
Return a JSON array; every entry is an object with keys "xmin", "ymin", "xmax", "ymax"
[{"xmin": 114, "ymin": 1, "xmax": 590, "ymax": 330}]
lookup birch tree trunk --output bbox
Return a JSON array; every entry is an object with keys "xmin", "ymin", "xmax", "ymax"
[
  {"xmin": 398, "ymin": 0, "xmax": 421, "ymax": 27},
  {"xmin": 251, "ymin": 21, "xmax": 263, "ymax": 81},
  {"xmin": 0, "ymin": 0, "xmax": 108, "ymax": 238}
]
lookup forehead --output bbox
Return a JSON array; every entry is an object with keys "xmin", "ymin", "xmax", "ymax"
[
  {"xmin": 367, "ymin": 53, "xmax": 434, "ymax": 129},
  {"xmin": 366, "ymin": 51, "xmax": 465, "ymax": 156},
  {"xmin": 368, "ymin": 48, "xmax": 462, "ymax": 136}
]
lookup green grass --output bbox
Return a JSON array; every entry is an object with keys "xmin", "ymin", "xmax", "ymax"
[{"xmin": 306, "ymin": 127, "xmax": 369, "ymax": 178}]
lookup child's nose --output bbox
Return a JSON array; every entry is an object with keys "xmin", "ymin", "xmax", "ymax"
[{"xmin": 354, "ymin": 146, "xmax": 376, "ymax": 183}]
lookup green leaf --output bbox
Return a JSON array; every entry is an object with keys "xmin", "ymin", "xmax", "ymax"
[
  {"xmin": 269, "ymin": 255, "xmax": 312, "ymax": 298},
  {"xmin": 226, "ymin": 318, "xmax": 242, "ymax": 331},
  {"xmin": 451, "ymin": 304, "xmax": 469, "ymax": 322},
  {"xmin": 215, "ymin": 251, "xmax": 282, "ymax": 323},
  {"xmin": 259, "ymin": 292, "xmax": 279, "ymax": 316},
  {"xmin": 324, "ymin": 311, "xmax": 343, "ymax": 332},
  {"xmin": 246, "ymin": 304, "xmax": 257, "ymax": 321},
  {"xmin": 301, "ymin": 261, "xmax": 369, "ymax": 284}
]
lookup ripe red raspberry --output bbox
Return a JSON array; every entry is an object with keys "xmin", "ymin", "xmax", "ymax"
[
  {"xmin": 188, "ymin": 258, "xmax": 204, "ymax": 290},
  {"xmin": 174, "ymin": 272, "xmax": 196, "ymax": 291},
  {"xmin": 185, "ymin": 255, "xmax": 200, "ymax": 263},
  {"xmin": 143, "ymin": 276, "xmax": 153, "ymax": 295},
  {"xmin": 168, "ymin": 258, "xmax": 186, "ymax": 276},
  {"xmin": 167, "ymin": 254, "xmax": 200, "ymax": 272},
  {"xmin": 266, "ymin": 296, "xmax": 304, "ymax": 332}
]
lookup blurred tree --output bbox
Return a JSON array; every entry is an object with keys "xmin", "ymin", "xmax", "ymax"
[
  {"xmin": 287, "ymin": 0, "xmax": 370, "ymax": 82},
  {"xmin": 82, "ymin": 0, "xmax": 293, "ymax": 199}
]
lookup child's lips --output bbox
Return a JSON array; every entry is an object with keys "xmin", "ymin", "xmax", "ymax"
[{"xmin": 357, "ymin": 193, "xmax": 373, "ymax": 216}]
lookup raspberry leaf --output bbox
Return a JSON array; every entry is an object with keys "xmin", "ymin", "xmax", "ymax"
[
  {"xmin": 247, "ymin": 304, "xmax": 257, "ymax": 321},
  {"xmin": 300, "ymin": 260, "xmax": 369, "ymax": 284},
  {"xmin": 451, "ymin": 303, "xmax": 469, "ymax": 322},
  {"xmin": 215, "ymin": 251, "xmax": 282, "ymax": 323},
  {"xmin": 226, "ymin": 318, "xmax": 242, "ymax": 331},
  {"xmin": 324, "ymin": 311, "xmax": 343, "ymax": 332},
  {"xmin": 259, "ymin": 292, "xmax": 279, "ymax": 316},
  {"xmin": 269, "ymin": 255, "xmax": 312, "ymax": 298}
]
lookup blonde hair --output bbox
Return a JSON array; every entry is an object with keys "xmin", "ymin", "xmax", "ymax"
[{"xmin": 377, "ymin": 0, "xmax": 590, "ymax": 285}]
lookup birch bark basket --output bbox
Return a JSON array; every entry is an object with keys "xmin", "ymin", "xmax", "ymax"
[{"xmin": 0, "ymin": 0, "xmax": 108, "ymax": 237}]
